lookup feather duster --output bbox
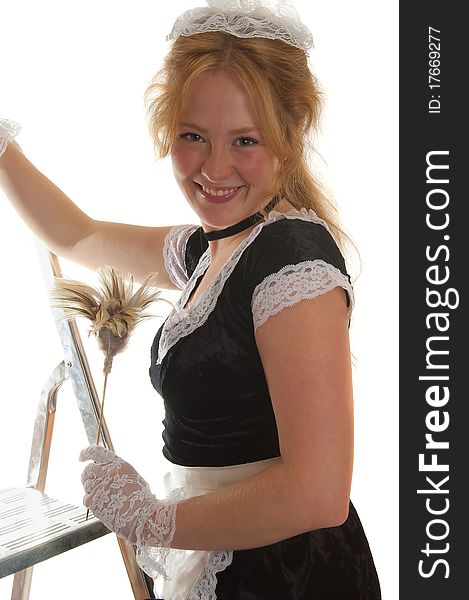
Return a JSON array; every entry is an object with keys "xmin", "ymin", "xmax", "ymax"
[
  {"xmin": 51, "ymin": 266, "xmax": 163, "ymax": 519},
  {"xmin": 50, "ymin": 266, "xmax": 163, "ymax": 446}
]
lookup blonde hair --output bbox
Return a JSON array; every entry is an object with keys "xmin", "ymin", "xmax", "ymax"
[{"xmin": 144, "ymin": 32, "xmax": 352, "ymax": 256}]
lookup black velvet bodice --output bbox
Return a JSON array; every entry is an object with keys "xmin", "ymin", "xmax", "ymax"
[
  {"xmin": 149, "ymin": 214, "xmax": 350, "ymax": 467},
  {"xmin": 148, "ymin": 211, "xmax": 381, "ymax": 599}
]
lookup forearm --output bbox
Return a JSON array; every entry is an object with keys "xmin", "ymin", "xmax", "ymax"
[
  {"xmin": 81, "ymin": 445, "xmax": 350, "ymax": 553},
  {"xmin": 167, "ymin": 460, "xmax": 349, "ymax": 552},
  {"xmin": 0, "ymin": 144, "xmax": 180, "ymax": 284},
  {"xmin": 0, "ymin": 143, "xmax": 93, "ymax": 256}
]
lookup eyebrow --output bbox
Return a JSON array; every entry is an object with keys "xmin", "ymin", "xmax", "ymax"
[{"xmin": 178, "ymin": 122, "xmax": 260, "ymax": 135}]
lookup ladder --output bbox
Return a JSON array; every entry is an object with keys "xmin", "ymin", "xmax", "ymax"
[{"xmin": 0, "ymin": 243, "xmax": 155, "ymax": 599}]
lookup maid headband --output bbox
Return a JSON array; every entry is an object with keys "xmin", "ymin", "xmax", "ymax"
[{"xmin": 167, "ymin": 0, "xmax": 314, "ymax": 51}]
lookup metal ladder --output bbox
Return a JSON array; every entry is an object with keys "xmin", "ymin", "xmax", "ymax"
[{"xmin": 0, "ymin": 243, "xmax": 155, "ymax": 599}]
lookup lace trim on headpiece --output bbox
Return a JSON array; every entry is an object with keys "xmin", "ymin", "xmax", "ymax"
[{"xmin": 167, "ymin": 0, "xmax": 314, "ymax": 51}]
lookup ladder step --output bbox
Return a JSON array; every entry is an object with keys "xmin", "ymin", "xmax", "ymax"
[{"xmin": 0, "ymin": 487, "xmax": 110, "ymax": 577}]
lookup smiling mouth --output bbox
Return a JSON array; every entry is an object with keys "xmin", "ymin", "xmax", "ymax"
[
  {"xmin": 199, "ymin": 184, "xmax": 241, "ymax": 197},
  {"xmin": 195, "ymin": 183, "xmax": 244, "ymax": 203}
]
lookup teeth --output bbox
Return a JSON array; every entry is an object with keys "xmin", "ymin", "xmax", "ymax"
[{"xmin": 202, "ymin": 185, "xmax": 238, "ymax": 197}]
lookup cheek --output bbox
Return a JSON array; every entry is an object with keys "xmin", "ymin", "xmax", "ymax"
[
  {"xmin": 171, "ymin": 147, "xmax": 200, "ymax": 180},
  {"xmin": 240, "ymin": 152, "xmax": 277, "ymax": 184}
]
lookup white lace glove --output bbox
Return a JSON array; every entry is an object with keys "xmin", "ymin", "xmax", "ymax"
[
  {"xmin": 80, "ymin": 445, "xmax": 180, "ymax": 550},
  {"xmin": 0, "ymin": 118, "xmax": 22, "ymax": 158}
]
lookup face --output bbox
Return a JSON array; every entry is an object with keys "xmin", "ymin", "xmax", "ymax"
[{"xmin": 171, "ymin": 70, "xmax": 279, "ymax": 233}]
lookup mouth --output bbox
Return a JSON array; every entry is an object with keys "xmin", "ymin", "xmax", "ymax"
[{"xmin": 196, "ymin": 183, "xmax": 243, "ymax": 204}]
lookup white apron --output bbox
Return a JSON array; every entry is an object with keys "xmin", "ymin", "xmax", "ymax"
[{"xmin": 148, "ymin": 456, "xmax": 280, "ymax": 600}]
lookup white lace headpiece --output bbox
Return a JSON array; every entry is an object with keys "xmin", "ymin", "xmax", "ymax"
[{"xmin": 167, "ymin": 0, "xmax": 314, "ymax": 51}]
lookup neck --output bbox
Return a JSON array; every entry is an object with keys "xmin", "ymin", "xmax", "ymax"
[
  {"xmin": 202, "ymin": 196, "xmax": 280, "ymax": 242},
  {"xmin": 205, "ymin": 223, "xmax": 257, "ymax": 260}
]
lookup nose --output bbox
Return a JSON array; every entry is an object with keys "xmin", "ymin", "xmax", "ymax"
[{"xmin": 200, "ymin": 145, "xmax": 233, "ymax": 183}]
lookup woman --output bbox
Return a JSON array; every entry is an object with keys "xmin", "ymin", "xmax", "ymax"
[{"xmin": 0, "ymin": 1, "xmax": 381, "ymax": 598}]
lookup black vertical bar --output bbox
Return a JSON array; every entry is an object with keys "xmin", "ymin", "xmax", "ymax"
[{"xmin": 400, "ymin": 2, "xmax": 467, "ymax": 597}]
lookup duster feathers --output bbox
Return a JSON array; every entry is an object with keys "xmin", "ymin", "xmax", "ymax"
[
  {"xmin": 50, "ymin": 266, "xmax": 163, "ymax": 448},
  {"xmin": 51, "ymin": 266, "xmax": 162, "ymax": 376}
]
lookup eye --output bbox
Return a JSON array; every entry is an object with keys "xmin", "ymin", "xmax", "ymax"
[
  {"xmin": 235, "ymin": 136, "xmax": 258, "ymax": 147},
  {"xmin": 178, "ymin": 132, "xmax": 205, "ymax": 143}
]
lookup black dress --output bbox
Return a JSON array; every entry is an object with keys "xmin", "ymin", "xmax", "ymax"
[{"xmin": 149, "ymin": 209, "xmax": 381, "ymax": 599}]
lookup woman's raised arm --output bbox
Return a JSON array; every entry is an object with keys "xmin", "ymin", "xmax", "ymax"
[{"xmin": 0, "ymin": 141, "xmax": 179, "ymax": 287}]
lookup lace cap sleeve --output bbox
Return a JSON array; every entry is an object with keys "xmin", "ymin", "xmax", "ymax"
[
  {"xmin": 163, "ymin": 224, "xmax": 206, "ymax": 289},
  {"xmin": 246, "ymin": 218, "xmax": 354, "ymax": 330}
]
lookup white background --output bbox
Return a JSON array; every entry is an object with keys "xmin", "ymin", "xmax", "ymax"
[{"xmin": 0, "ymin": 1, "xmax": 398, "ymax": 598}]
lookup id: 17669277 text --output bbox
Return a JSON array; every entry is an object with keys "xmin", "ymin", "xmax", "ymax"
[{"xmin": 428, "ymin": 26, "xmax": 441, "ymax": 114}]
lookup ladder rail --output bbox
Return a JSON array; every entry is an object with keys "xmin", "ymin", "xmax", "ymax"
[
  {"xmin": 6, "ymin": 242, "xmax": 154, "ymax": 599},
  {"xmin": 35, "ymin": 245, "xmax": 113, "ymax": 450},
  {"xmin": 26, "ymin": 361, "xmax": 66, "ymax": 491}
]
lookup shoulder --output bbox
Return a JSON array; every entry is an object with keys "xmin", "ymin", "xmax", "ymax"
[
  {"xmin": 242, "ymin": 211, "xmax": 354, "ymax": 330},
  {"xmin": 245, "ymin": 210, "xmax": 348, "ymax": 287}
]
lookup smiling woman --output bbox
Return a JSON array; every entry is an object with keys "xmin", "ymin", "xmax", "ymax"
[
  {"xmin": 0, "ymin": 0, "xmax": 397, "ymax": 599},
  {"xmin": 171, "ymin": 70, "xmax": 280, "ymax": 233}
]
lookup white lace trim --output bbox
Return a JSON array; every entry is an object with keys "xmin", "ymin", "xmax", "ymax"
[
  {"xmin": 187, "ymin": 550, "xmax": 233, "ymax": 600},
  {"xmin": 135, "ymin": 487, "xmax": 188, "ymax": 581},
  {"xmin": 252, "ymin": 259, "xmax": 354, "ymax": 330},
  {"xmin": 0, "ymin": 118, "xmax": 21, "ymax": 158},
  {"xmin": 163, "ymin": 224, "xmax": 200, "ymax": 289},
  {"xmin": 167, "ymin": 0, "xmax": 314, "ymax": 51},
  {"xmin": 157, "ymin": 208, "xmax": 342, "ymax": 365}
]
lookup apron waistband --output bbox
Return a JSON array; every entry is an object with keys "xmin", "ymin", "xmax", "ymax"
[{"xmin": 162, "ymin": 456, "xmax": 281, "ymax": 494}]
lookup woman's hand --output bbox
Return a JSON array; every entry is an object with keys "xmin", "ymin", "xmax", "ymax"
[{"xmin": 80, "ymin": 445, "xmax": 179, "ymax": 548}]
